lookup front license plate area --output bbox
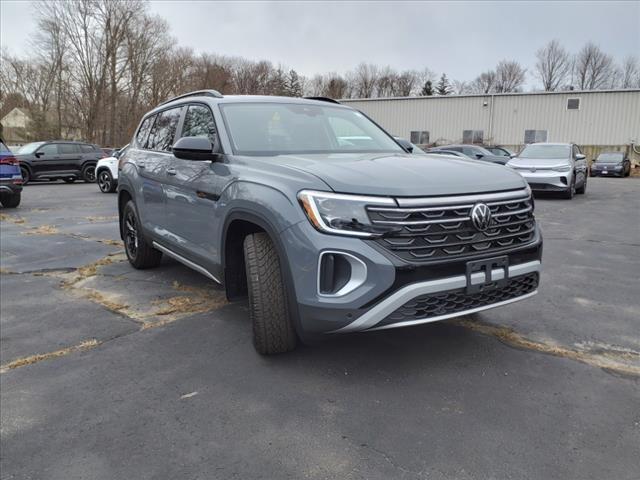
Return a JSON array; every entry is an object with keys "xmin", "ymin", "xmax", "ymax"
[{"xmin": 466, "ymin": 256, "xmax": 509, "ymax": 294}]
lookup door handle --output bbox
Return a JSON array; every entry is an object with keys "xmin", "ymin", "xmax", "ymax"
[
  {"xmin": 138, "ymin": 162, "xmax": 146, "ymax": 169},
  {"xmin": 166, "ymin": 167, "xmax": 177, "ymax": 176}
]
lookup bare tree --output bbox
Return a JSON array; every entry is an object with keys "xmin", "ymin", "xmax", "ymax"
[
  {"xmin": 395, "ymin": 70, "xmax": 419, "ymax": 97},
  {"xmin": 535, "ymin": 40, "xmax": 572, "ymax": 91},
  {"xmin": 351, "ymin": 63, "xmax": 380, "ymax": 98},
  {"xmin": 574, "ymin": 42, "xmax": 615, "ymax": 90},
  {"xmin": 617, "ymin": 56, "xmax": 640, "ymax": 88},
  {"xmin": 470, "ymin": 70, "xmax": 497, "ymax": 94},
  {"xmin": 495, "ymin": 60, "xmax": 526, "ymax": 93}
]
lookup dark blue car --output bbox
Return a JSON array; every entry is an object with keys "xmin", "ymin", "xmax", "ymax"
[{"xmin": 0, "ymin": 139, "xmax": 23, "ymax": 208}]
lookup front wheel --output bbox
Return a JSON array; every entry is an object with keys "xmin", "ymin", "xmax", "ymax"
[
  {"xmin": 122, "ymin": 200, "xmax": 162, "ymax": 269},
  {"xmin": 563, "ymin": 176, "xmax": 575, "ymax": 199},
  {"xmin": 243, "ymin": 232, "xmax": 297, "ymax": 354},
  {"xmin": 82, "ymin": 164, "xmax": 96, "ymax": 183},
  {"xmin": 98, "ymin": 170, "xmax": 116, "ymax": 193},
  {"xmin": 0, "ymin": 193, "xmax": 21, "ymax": 208},
  {"xmin": 576, "ymin": 174, "xmax": 587, "ymax": 194}
]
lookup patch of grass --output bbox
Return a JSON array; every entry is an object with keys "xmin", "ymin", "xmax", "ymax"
[{"xmin": 0, "ymin": 339, "xmax": 100, "ymax": 373}]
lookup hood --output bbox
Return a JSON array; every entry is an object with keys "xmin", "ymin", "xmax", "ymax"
[
  {"xmin": 258, "ymin": 152, "xmax": 527, "ymax": 196},
  {"xmin": 509, "ymin": 157, "xmax": 571, "ymax": 169}
]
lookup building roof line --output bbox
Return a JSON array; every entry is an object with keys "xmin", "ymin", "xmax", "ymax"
[{"xmin": 340, "ymin": 88, "xmax": 640, "ymax": 103}]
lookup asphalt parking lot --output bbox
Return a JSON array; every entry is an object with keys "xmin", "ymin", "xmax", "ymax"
[{"xmin": 1, "ymin": 178, "xmax": 639, "ymax": 480}]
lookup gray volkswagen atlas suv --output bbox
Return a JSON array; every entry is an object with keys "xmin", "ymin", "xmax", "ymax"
[{"xmin": 118, "ymin": 91, "xmax": 542, "ymax": 354}]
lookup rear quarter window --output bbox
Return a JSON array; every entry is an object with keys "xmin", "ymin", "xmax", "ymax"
[
  {"xmin": 136, "ymin": 115, "xmax": 156, "ymax": 149},
  {"xmin": 80, "ymin": 144, "xmax": 95, "ymax": 153}
]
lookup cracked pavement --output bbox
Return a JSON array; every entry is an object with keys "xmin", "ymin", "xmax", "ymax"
[{"xmin": 1, "ymin": 179, "xmax": 639, "ymax": 479}]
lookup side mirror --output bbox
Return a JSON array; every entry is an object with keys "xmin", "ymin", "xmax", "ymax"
[
  {"xmin": 172, "ymin": 137, "xmax": 218, "ymax": 161},
  {"xmin": 510, "ymin": 153, "xmax": 517, "ymax": 158},
  {"xmin": 395, "ymin": 138, "xmax": 414, "ymax": 153},
  {"xmin": 35, "ymin": 151, "xmax": 44, "ymax": 158},
  {"xmin": 476, "ymin": 153, "xmax": 484, "ymax": 159},
  {"xmin": 576, "ymin": 154, "xmax": 586, "ymax": 161}
]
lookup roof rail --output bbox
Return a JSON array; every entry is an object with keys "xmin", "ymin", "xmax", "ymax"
[
  {"xmin": 160, "ymin": 89, "xmax": 223, "ymax": 106},
  {"xmin": 303, "ymin": 96, "xmax": 341, "ymax": 104}
]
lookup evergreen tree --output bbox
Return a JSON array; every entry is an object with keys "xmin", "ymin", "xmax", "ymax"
[
  {"xmin": 286, "ymin": 69, "xmax": 303, "ymax": 97},
  {"xmin": 420, "ymin": 80, "xmax": 434, "ymax": 96},
  {"xmin": 436, "ymin": 73, "xmax": 452, "ymax": 95}
]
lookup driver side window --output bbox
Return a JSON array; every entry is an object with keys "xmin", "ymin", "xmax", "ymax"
[
  {"xmin": 182, "ymin": 104, "xmax": 217, "ymax": 145},
  {"xmin": 38, "ymin": 144, "xmax": 59, "ymax": 155}
]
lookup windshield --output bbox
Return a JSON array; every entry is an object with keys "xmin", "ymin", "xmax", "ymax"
[
  {"xmin": 596, "ymin": 153, "xmax": 623, "ymax": 162},
  {"xmin": 18, "ymin": 142, "xmax": 45, "ymax": 154},
  {"xmin": 0, "ymin": 141, "xmax": 11, "ymax": 153},
  {"xmin": 519, "ymin": 144, "xmax": 570, "ymax": 159},
  {"xmin": 220, "ymin": 103, "xmax": 403, "ymax": 156}
]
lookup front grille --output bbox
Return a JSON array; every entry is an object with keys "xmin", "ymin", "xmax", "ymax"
[
  {"xmin": 368, "ymin": 190, "xmax": 536, "ymax": 263},
  {"xmin": 380, "ymin": 272, "xmax": 538, "ymax": 326}
]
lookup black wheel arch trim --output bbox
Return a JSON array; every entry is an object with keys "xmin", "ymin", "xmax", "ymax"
[{"xmin": 222, "ymin": 209, "xmax": 305, "ymax": 338}]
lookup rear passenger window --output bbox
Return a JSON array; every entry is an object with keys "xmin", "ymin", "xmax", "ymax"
[
  {"xmin": 148, "ymin": 107, "xmax": 182, "ymax": 151},
  {"xmin": 59, "ymin": 143, "xmax": 80, "ymax": 154},
  {"xmin": 136, "ymin": 115, "xmax": 156, "ymax": 149},
  {"xmin": 182, "ymin": 105, "xmax": 216, "ymax": 144}
]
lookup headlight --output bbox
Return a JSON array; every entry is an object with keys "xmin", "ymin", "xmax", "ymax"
[
  {"xmin": 552, "ymin": 164, "xmax": 572, "ymax": 172},
  {"xmin": 298, "ymin": 190, "xmax": 397, "ymax": 237}
]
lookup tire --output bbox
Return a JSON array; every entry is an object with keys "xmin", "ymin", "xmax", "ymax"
[
  {"xmin": 576, "ymin": 174, "xmax": 587, "ymax": 194},
  {"xmin": 97, "ymin": 170, "xmax": 116, "ymax": 193},
  {"xmin": 563, "ymin": 176, "xmax": 575, "ymax": 199},
  {"xmin": 20, "ymin": 166, "xmax": 30, "ymax": 185},
  {"xmin": 243, "ymin": 232, "xmax": 297, "ymax": 355},
  {"xmin": 122, "ymin": 200, "xmax": 162, "ymax": 269},
  {"xmin": 82, "ymin": 164, "xmax": 96, "ymax": 183},
  {"xmin": 63, "ymin": 177, "xmax": 76, "ymax": 184},
  {"xmin": 625, "ymin": 165, "xmax": 631, "ymax": 177},
  {"xmin": 0, "ymin": 193, "xmax": 21, "ymax": 208}
]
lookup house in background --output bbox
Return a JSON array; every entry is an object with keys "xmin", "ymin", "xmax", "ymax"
[{"xmin": 0, "ymin": 107, "xmax": 82, "ymax": 147}]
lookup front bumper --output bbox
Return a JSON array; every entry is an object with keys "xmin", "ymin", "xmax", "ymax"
[
  {"xmin": 516, "ymin": 170, "xmax": 571, "ymax": 191},
  {"xmin": 282, "ymin": 221, "xmax": 542, "ymax": 336},
  {"xmin": 591, "ymin": 165, "xmax": 623, "ymax": 176}
]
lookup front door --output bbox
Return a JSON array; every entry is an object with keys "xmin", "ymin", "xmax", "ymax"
[
  {"xmin": 163, "ymin": 103, "xmax": 227, "ymax": 270},
  {"xmin": 32, "ymin": 143, "xmax": 62, "ymax": 176}
]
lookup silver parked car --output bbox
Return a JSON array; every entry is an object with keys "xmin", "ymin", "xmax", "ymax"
[{"xmin": 507, "ymin": 143, "xmax": 588, "ymax": 199}]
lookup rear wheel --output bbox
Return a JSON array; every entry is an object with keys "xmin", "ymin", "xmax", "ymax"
[
  {"xmin": 0, "ymin": 193, "xmax": 21, "ymax": 208},
  {"xmin": 20, "ymin": 167, "xmax": 30, "ymax": 185},
  {"xmin": 243, "ymin": 232, "xmax": 297, "ymax": 354},
  {"xmin": 82, "ymin": 164, "xmax": 96, "ymax": 183},
  {"xmin": 98, "ymin": 170, "xmax": 116, "ymax": 193},
  {"xmin": 122, "ymin": 200, "xmax": 162, "ymax": 269}
]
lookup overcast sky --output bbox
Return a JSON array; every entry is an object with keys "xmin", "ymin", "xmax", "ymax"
[{"xmin": 2, "ymin": 1, "xmax": 639, "ymax": 86}]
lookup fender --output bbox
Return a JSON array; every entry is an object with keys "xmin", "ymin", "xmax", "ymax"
[{"xmin": 221, "ymin": 209, "xmax": 306, "ymax": 340}]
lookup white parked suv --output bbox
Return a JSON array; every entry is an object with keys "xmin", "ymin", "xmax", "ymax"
[{"xmin": 96, "ymin": 145, "xmax": 127, "ymax": 193}]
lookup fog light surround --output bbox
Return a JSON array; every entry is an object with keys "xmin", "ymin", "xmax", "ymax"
[{"xmin": 318, "ymin": 251, "xmax": 367, "ymax": 297}]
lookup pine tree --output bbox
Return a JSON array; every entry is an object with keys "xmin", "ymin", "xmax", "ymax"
[
  {"xmin": 286, "ymin": 69, "xmax": 302, "ymax": 97},
  {"xmin": 436, "ymin": 73, "xmax": 452, "ymax": 95},
  {"xmin": 420, "ymin": 80, "xmax": 434, "ymax": 96}
]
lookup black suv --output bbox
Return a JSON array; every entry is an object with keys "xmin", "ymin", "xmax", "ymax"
[{"xmin": 15, "ymin": 141, "xmax": 103, "ymax": 184}]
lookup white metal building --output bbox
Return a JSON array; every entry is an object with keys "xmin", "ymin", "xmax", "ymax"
[{"xmin": 341, "ymin": 89, "xmax": 640, "ymax": 162}]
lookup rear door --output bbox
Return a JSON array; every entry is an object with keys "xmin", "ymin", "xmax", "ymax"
[
  {"xmin": 57, "ymin": 143, "xmax": 83, "ymax": 174},
  {"xmin": 32, "ymin": 143, "xmax": 61, "ymax": 176},
  {"xmin": 136, "ymin": 107, "xmax": 183, "ymax": 238}
]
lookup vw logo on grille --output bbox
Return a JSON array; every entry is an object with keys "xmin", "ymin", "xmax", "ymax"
[{"xmin": 470, "ymin": 203, "xmax": 492, "ymax": 231}]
